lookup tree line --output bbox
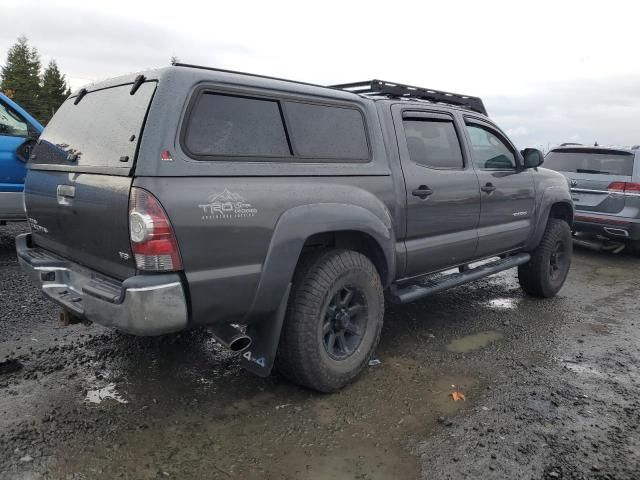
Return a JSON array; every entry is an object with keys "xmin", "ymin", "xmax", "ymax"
[{"xmin": 1, "ymin": 36, "xmax": 71, "ymax": 125}]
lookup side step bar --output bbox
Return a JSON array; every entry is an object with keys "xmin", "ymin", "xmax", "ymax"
[{"xmin": 389, "ymin": 253, "xmax": 531, "ymax": 304}]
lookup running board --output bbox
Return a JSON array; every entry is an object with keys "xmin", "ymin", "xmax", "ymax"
[{"xmin": 389, "ymin": 253, "xmax": 531, "ymax": 304}]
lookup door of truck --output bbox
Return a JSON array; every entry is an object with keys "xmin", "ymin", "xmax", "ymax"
[
  {"xmin": 462, "ymin": 117, "xmax": 536, "ymax": 257},
  {"xmin": 392, "ymin": 105, "xmax": 481, "ymax": 277}
]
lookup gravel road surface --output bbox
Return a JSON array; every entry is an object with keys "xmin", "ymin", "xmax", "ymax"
[{"xmin": 1, "ymin": 223, "xmax": 639, "ymax": 479}]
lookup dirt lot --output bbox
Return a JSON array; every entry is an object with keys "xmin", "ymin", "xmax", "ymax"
[{"xmin": 1, "ymin": 222, "xmax": 639, "ymax": 480}]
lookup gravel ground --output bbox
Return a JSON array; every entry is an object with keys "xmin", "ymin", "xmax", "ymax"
[{"xmin": 1, "ymin": 222, "xmax": 639, "ymax": 479}]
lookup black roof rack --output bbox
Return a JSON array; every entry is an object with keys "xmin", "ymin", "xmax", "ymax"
[{"xmin": 330, "ymin": 79, "xmax": 487, "ymax": 116}]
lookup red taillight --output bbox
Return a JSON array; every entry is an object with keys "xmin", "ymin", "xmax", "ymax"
[
  {"xmin": 625, "ymin": 182, "xmax": 640, "ymax": 193},
  {"xmin": 608, "ymin": 182, "xmax": 640, "ymax": 194},
  {"xmin": 129, "ymin": 187, "xmax": 182, "ymax": 272},
  {"xmin": 607, "ymin": 182, "xmax": 626, "ymax": 193}
]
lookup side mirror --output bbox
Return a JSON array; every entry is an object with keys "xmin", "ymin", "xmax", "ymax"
[
  {"xmin": 16, "ymin": 138, "xmax": 38, "ymax": 163},
  {"xmin": 521, "ymin": 148, "xmax": 544, "ymax": 169}
]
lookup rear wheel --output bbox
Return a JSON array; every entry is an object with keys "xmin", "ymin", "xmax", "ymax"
[
  {"xmin": 518, "ymin": 219, "xmax": 572, "ymax": 298},
  {"xmin": 630, "ymin": 241, "xmax": 640, "ymax": 257},
  {"xmin": 275, "ymin": 249, "xmax": 384, "ymax": 392}
]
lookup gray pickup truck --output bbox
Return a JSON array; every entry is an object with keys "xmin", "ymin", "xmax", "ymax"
[{"xmin": 17, "ymin": 65, "xmax": 574, "ymax": 392}]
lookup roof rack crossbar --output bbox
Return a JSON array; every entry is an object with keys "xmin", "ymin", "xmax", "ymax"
[{"xmin": 330, "ymin": 79, "xmax": 487, "ymax": 116}]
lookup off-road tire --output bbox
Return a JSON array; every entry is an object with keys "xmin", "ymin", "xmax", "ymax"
[
  {"xmin": 275, "ymin": 249, "xmax": 384, "ymax": 392},
  {"xmin": 518, "ymin": 219, "xmax": 572, "ymax": 298}
]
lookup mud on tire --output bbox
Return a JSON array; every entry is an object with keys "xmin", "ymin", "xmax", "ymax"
[
  {"xmin": 518, "ymin": 218, "xmax": 572, "ymax": 298},
  {"xmin": 275, "ymin": 249, "xmax": 384, "ymax": 392}
]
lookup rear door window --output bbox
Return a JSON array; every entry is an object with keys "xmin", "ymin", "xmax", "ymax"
[
  {"xmin": 402, "ymin": 118, "xmax": 464, "ymax": 169},
  {"xmin": 284, "ymin": 102, "xmax": 369, "ymax": 160},
  {"xmin": 184, "ymin": 93, "xmax": 291, "ymax": 157},
  {"xmin": 545, "ymin": 149, "xmax": 634, "ymax": 176}
]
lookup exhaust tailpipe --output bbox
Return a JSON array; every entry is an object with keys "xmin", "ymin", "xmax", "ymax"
[
  {"xmin": 573, "ymin": 237, "xmax": 625, "ymax": 253},
  {"xmin": 573, "ymin": 237, "xmax": 605, "ymax": 252},
  {"xmin": 209, "ymin": 323, "xmax": 252, "ymax": 353}
]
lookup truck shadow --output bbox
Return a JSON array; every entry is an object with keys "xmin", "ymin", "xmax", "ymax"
[
  {"xmin": 80, "ymin": 270, "xmax": 524, "ymax": 407},
  {"xmin": 573, "ymin": 241, "xmax": 640, "ymax": 260}
]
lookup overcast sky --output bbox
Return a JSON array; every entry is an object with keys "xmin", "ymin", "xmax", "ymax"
[{"xmin": 2, "ymin": 0, "xmax": 639, "ymax": 150}]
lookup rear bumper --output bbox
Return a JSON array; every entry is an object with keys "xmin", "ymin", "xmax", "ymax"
[
  {"xmin": 0, "ymin": 191, "xmax": 25, "ymax": 221},
  {"xmin": 574, "ymin": 212, "xmax": 640, "ymax": 241},
  {"xmin": 16, "ymin": 233, "xmax": 188, "ymax": 335}
]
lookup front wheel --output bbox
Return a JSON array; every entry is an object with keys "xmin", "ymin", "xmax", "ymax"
[
  {"xmin": 518, "ymin": 219, "xmax": 572, "ymax": 298},
  {"xmin": 275, "ymin": 249, "xmax": 384, "ymax": 392}
]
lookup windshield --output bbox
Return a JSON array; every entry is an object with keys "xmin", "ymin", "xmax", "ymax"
[
  {"xmin": 31, "ymin": 81, "xmax": 156, "ymax": 173},
  {"xmin": 545, "ymin": 148, "xmax": 635, "ymax": 176}
]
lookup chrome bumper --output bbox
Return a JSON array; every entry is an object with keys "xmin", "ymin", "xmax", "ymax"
[{"xmin": 16, "ymin": 233, "xmax": 188, "ymax": 335}]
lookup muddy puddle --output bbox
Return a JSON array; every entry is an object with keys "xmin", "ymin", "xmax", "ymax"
[
  {"xmin": 446, "ymin": 331, "xmax": 503, "ymax": 353},
  {"xmin": 85, "ymin": 383, "xmax": 128, "ymax": 404},
  {"xmin": 487, "ymin": 298, "xmax": 517, "ymax": 309}
]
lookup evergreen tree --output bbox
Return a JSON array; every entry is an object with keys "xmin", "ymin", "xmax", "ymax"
[
  {"xmin": 40, "ymin": 60, "xmax": 69, "ymax": 123},
  {"xmin": 0, "ymin": 36, "xmax": 41, "ymax": 116}
]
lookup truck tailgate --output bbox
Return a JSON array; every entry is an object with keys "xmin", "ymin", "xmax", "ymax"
[{"xmin": 25, "ymin": 170, "xmax": 135, "ymax": 279}]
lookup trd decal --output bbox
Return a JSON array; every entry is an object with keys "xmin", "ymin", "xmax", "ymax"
[{"xmin": 198, "ymin": 188, "xmax": 258, "ymax": 220}]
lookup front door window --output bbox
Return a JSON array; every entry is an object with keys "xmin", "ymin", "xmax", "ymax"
[{"xmin": 466, "ymin": 124, "xmax": 516, "ymax": 170}]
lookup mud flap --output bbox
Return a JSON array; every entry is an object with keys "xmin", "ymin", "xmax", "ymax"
[{"xmin": 240, "ymin": 284, "xmax": 291, "ymax": 377}]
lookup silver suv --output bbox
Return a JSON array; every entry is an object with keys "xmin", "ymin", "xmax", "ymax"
[{"xmin": 544, "ymin": 145, "xmax": 640, "ymax": 255}]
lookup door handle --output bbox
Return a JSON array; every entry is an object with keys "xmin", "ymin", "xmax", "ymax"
[
  {"xmin": 412, "ymin": 185, "xmax": 434, "ymax": 199},
  {"xmin": 57, "ymin": 185, "xmax": 76, "ymax": 198},
  {"xmin": 56, "ymin": 184, "xmax": 75, "ymax": 206},
  {"xmin": 481, "ymin": 183, "xmax": 496, "ymax": 194}
]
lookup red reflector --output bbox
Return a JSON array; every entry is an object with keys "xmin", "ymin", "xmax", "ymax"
[{"xmin": 129, "ymin": 188, "xmax": 182, "ymax": 272}]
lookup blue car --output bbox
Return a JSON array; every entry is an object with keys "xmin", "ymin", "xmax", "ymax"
[{"xmin": 0, "ymin": 93, "xmax": 43, "ymax": 223}]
